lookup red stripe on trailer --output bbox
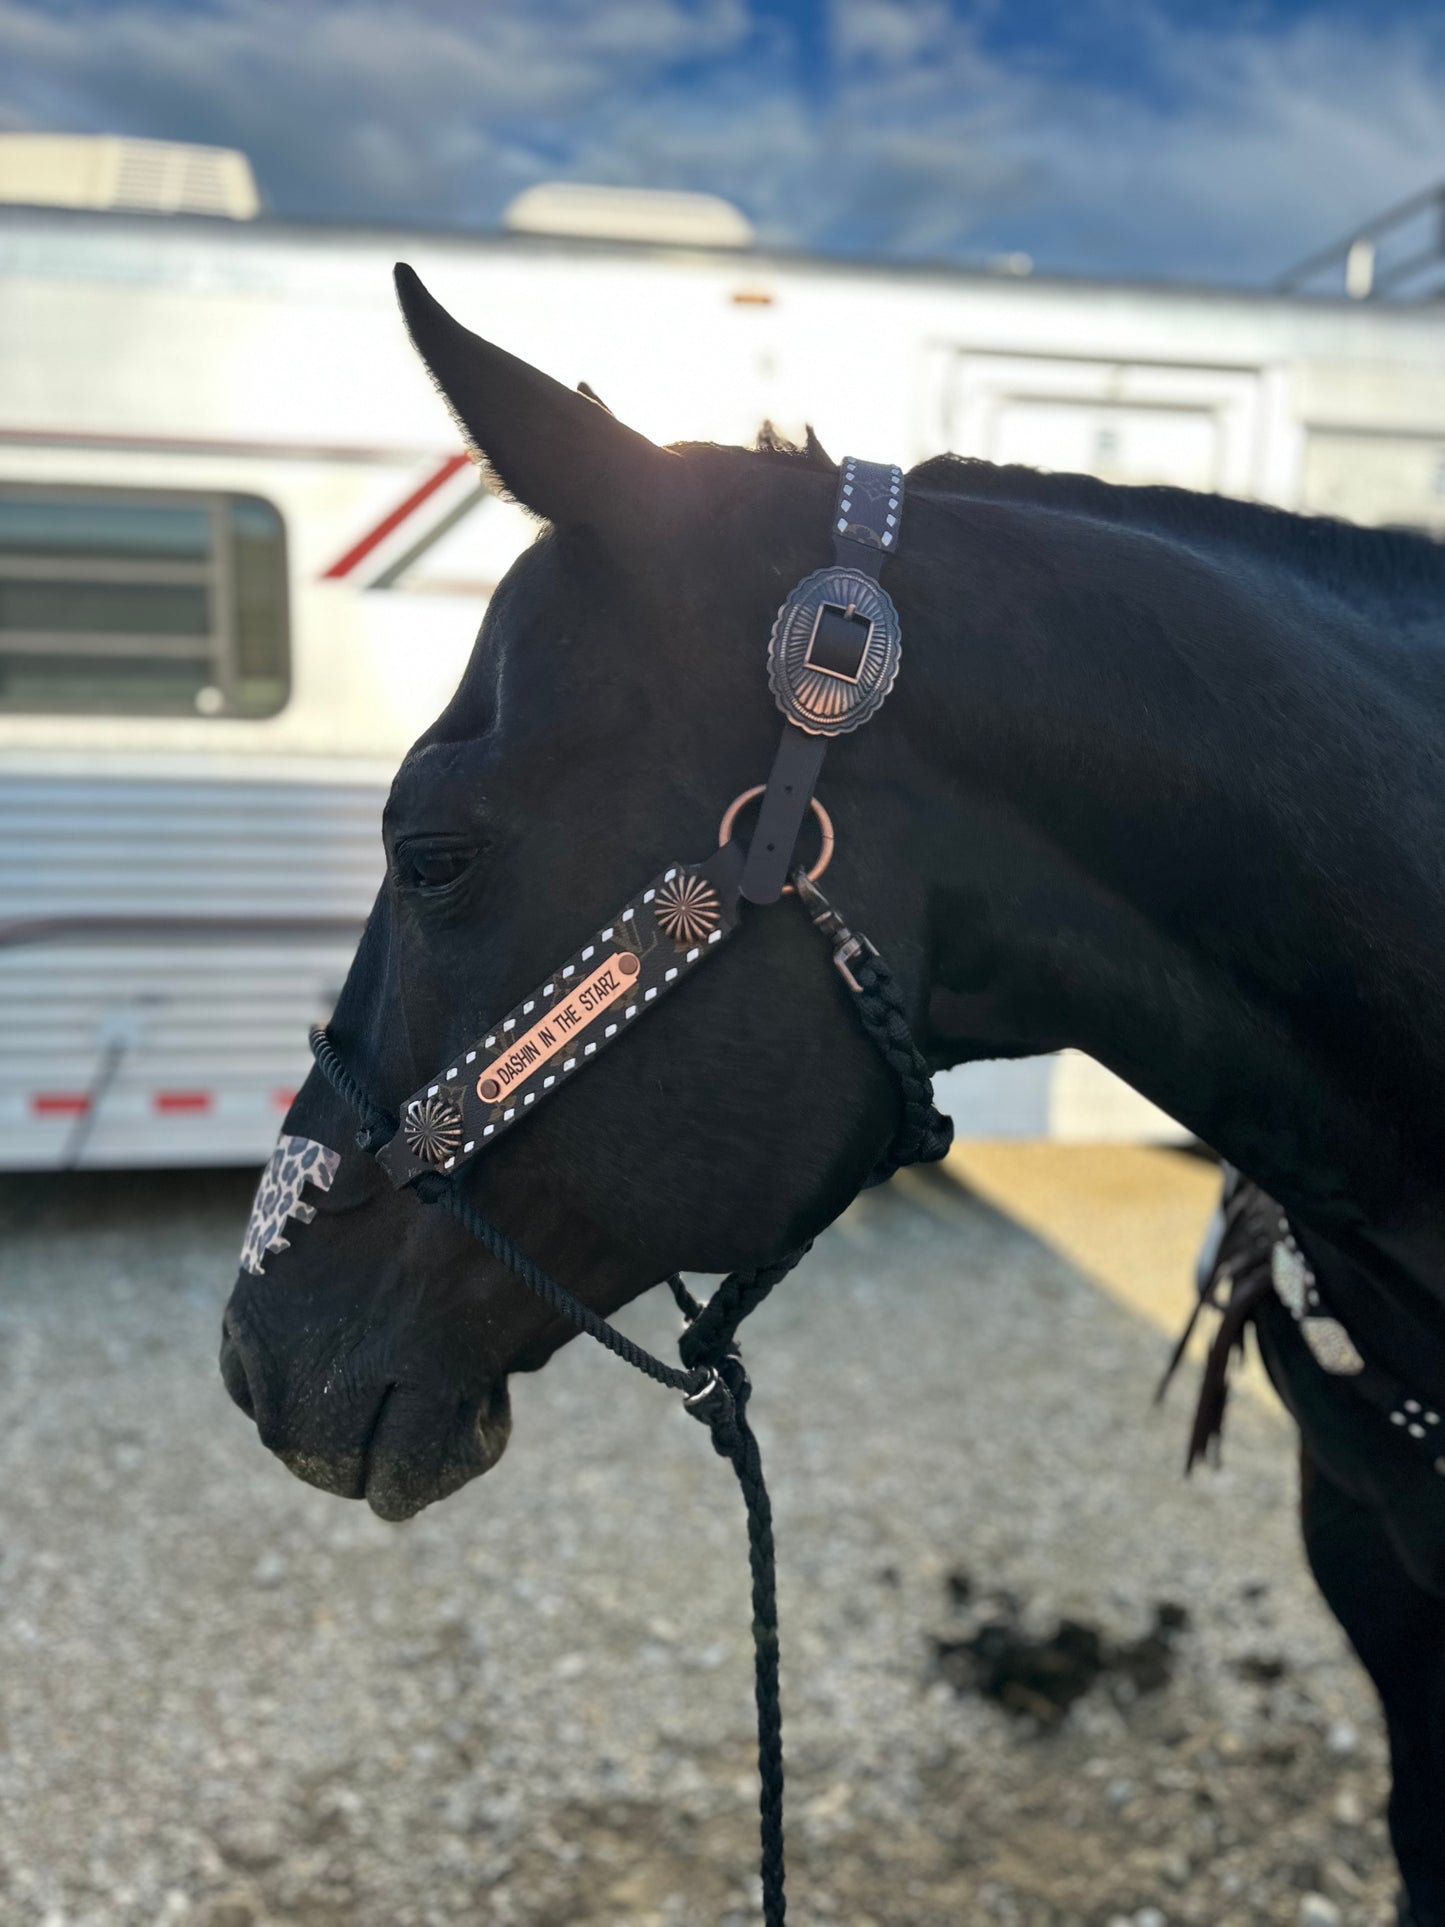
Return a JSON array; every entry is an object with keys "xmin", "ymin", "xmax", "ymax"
[
  {"xmin": 321, "ymin": 452, "xmax": 471, "ymax": 579},
  {"xmin": 32, "ymin": 1093, "xmax": 89, "ymax": 1115},
  {"xmin": 154, "ymin": 1091, "xmax": 213, "ymax": 1114}
]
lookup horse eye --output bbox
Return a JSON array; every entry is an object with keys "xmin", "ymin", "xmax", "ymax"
[{"xmin": 397, "ymin": 844, "xmax": 475, "ymax": 893}]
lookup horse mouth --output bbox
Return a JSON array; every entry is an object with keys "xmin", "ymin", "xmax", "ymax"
[
  {"xmin": 360, "ymin": 1378, "xmax": 515, "ymax": 1522},
  {"xmin": 219, "ymin": 1314, "xmax": 513, "ymax": 1522},
  {"xmin": 270, "ymin": 1381, "xmax": 514, "ymax": 1522},
  {"xmin": 462, "ymin": 1385, "xmax": 515, "ymax": 1489}
]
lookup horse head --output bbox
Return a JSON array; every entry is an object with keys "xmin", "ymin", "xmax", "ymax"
[{"xmin": 220, "ymin": 267, "xmax": 928, "ymax": 1519}]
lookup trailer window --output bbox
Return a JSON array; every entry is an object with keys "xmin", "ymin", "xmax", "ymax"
[{"xmin": 0, "ymin": 487, "xmax": 288, "ymax": 717}]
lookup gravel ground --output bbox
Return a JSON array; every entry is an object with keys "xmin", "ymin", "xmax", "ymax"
[{"xmin": 0, "ymin": 1156, "xmax": 1397, "ymax": 1927}]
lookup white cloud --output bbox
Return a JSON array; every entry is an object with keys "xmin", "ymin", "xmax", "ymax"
[
  {"xmin": 976, "ymin": 11, "xmax": 1445, "ymax": 279},
  {"xmin": 0, "ymin": 0, "xmax": 756, "ymax": 219},
  {"xmin": 0, "ymin": 0, "xmax": 1441, "ymax": 284}
]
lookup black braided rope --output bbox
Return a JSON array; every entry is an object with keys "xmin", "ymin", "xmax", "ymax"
[
  {"xmin": 675, "ymin": 1247, "xmax": 811, "ymax": 1373},
  {"xmin": 667, "ymin": 1272, "xmax": 790, "ymax": 1923},
  {"xmin": 419, "ymin": 1174, "xmax": 706, "ymax": 1397},
  {"xmin": 848, "ymin": 952, "xmax": 953, "ymax": 1183},
  {"xmin": 698, "ymin": 1352, "xmax": 786, "ymax": 1920},
  {"xmin": 305, "ymin": 892, "xmax": 952, "ymax": 1927},
  {"xmin": 308, "ymin": 1024, "xmax": 396, "ymax": 1152}
]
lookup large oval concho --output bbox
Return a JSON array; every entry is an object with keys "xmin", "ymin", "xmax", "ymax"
[{"xmin": 766, "ymin": 565, "xmax": 902, "ymax": 737}]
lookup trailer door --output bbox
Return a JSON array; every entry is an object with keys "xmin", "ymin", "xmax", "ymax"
[{"xmin": 942, "ymin": 351, "xmax": 1264, "ymax": 498}]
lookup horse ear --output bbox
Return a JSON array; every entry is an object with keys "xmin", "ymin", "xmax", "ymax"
[{"xmin": 394, "ymin": 263, "xmax": 678, "ymax": 529}]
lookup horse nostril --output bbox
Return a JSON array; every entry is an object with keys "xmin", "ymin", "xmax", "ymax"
[{"xmin": 219, "ymin": 1321, "xmax": 257, "ymax": 1420}]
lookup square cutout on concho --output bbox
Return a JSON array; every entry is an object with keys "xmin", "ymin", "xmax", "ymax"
[{"xmin": 805, "ymin": 602, "xmax": 872, "ymax": 682}]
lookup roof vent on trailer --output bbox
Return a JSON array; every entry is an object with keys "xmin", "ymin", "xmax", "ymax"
[
  {"xmin": 504, "ymin": 182, "xmax": 753, "ymax": 249},
  {"xmin": 0, "ymin": 134, "xmax": 261, "ymax": 220}
]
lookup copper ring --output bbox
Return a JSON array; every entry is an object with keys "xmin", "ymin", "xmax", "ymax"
[{"xmin": 717, "ymin": 786, "xmax": 834, "ymax": 891}]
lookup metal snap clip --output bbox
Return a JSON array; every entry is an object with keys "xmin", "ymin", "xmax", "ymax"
[
  {"xmin": 682, "ymin": 1367, "xmax": 735, "ymax": 1430},
  {"xmin": 793, "ymin": 870, "xmax": 878, "ymax": 991}
]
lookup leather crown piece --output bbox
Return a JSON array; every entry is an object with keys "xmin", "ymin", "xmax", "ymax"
[
  {"xmin": 378, "ymin": 458, "xmax": 905, "ymax": 1188},
  {"xmin": 742, "ymin": 457, "xmax": 903, "ymax": 904},
  {"xmin": 767, "ymin": 457, "xmax": 904, "ymax": 737}
]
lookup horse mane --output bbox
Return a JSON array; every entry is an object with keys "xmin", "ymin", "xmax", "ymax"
[
  {"xmin": 752, "ymin": 423, "xmax": 835, "ymax": 470},
  {"xmin": 905, "ymin": 454, "xmax": 1445, "ymax": 603},
  {"xmin": 746, "ymin": 435, "xmax": 1445, "ymax": 604}
]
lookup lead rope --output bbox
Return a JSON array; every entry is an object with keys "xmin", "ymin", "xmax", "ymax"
[{"xmin": 308, "ymin": 876, "xmax": 951, "ymax": 1927}]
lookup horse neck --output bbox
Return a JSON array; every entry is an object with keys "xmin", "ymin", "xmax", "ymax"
[{"xmin": 896, "ymin": 487, "xmax": 1445, "ymax": 1258}]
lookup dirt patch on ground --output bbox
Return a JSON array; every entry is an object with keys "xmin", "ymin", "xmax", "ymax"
[{"xmin": 933, "ymin": 1574, "xmax": 1190, "ymax": 1723}]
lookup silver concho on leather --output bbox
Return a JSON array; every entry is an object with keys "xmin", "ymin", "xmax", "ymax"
[
  {"xmin": 766, "ymin": 565, "xmax": 902, "ymax": 737},
  {"xmin": 765, "ymin": 457, "xmax": 903, "ymax": 739}
]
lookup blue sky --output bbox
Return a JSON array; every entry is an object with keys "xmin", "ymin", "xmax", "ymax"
[{"xmin": 1, "ymin": 0, "xmax": 1442, "ymax": 284}]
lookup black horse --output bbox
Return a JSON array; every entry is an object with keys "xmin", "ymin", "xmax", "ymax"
[{"xmin": 220, "ymin": 266, "xmax": 1445, "ymax": 1924}]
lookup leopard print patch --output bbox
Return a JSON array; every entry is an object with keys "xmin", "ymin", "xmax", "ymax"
[{"xmin": 240, "ymin": 1133, "xmax": 341, "ymax": 1276}]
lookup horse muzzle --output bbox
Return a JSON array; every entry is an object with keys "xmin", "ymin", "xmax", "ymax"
[{"xmin": 219, "ymin": 1300, "xmax": 513, "ymax": 1521}]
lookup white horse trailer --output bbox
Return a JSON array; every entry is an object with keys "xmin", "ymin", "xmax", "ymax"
[{"xmin": 5, "ymin": 174, "xmax": 1445, "ymax": 1167}]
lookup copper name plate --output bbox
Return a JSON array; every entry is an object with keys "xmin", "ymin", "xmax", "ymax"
[
  {"xmin": 376, "ymin": 841, "xmax": 744, "ymax": 1188},
  {"xmin": 476, "ymin": 951, "xmax": 640, "ymax": 1103}
]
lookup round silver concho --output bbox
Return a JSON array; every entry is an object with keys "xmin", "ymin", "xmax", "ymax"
[
  {"xmin": 767, "ymin": 565, "xmax": 902, "ymax": 737},
  {"xmin": 402, "ymin": 1094, "xmax": 464, "ymax": 1166}
]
